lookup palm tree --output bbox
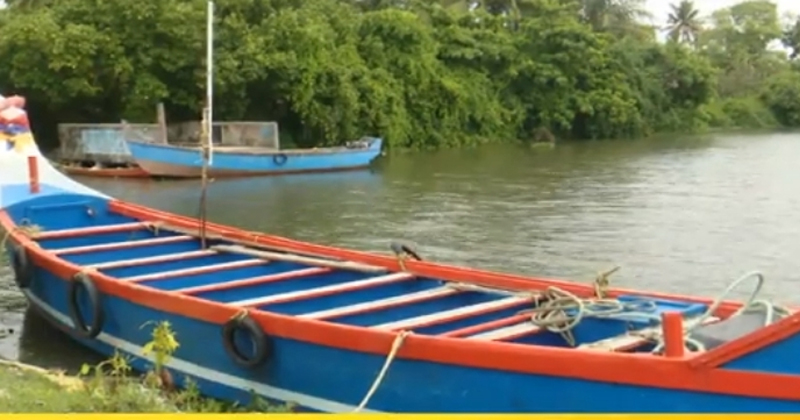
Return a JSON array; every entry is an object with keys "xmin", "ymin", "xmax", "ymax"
[{"xmin": 666, "ymin": 0, "xmax": 702, "ymax": 45}]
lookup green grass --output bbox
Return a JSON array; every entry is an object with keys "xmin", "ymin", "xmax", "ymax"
[{"xmin": 0, "ymin": 360, "xmax": 181, "ymax": 412}]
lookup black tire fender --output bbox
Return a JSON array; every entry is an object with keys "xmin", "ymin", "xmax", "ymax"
[
  {"xmin": 68, "ymin": 272, "xmax": 105, "ymax": 339},
  {"xmin": 10, "ymin": 246, "xmax": 34, "ymax": 289},
  {"xmin": 222, "ymin": 313, "xmax": 272, "ymax": 368},
  {"xmin": 273, "ymin": 154, "xmax": 288, "ymax": 166}
]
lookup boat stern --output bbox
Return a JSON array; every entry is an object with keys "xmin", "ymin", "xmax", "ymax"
[{"xmin": 352, "ymin": 136, "xmax": 384, "ymax": 162}]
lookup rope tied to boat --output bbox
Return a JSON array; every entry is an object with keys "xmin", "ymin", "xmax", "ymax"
[
  {"xmin": 353, "ymin": 330, "xmax": 412, "ymax": 412},
  {"xmin": 1, "ymin": 219, "xmax": 43, "ymax": 251},
  {"xmin": 448, "ymin": 282, "xmax": 542, "ymax": 303},
  {"xmin": 594, "ymin": 265, "xmax": 620, "ymax": 299},
  {"xmin": 389, "ymin": 242, "xmax": 422, "ymax": 272},
  {"xmin": 231, "ymin": 308, "xmax": 249, "ymax": 322},
  {"xmin": 522, "ymin": 286, "xmax": 658, "ymax": 347},
  {"xmin": 78, "ymin": 267, "xmax": 98, "ymax": 276}
]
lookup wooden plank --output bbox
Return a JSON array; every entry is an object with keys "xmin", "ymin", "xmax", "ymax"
[
  {"xmin": 123, "ymin": 258, "xmax": 265, "ymax": 283},
  {"xmin": 299, "ymin": 286, "xmax": 458, "ymax": 320},
  {"xmin": 577, "ymin": 316, "xmax": 720, "ymax": 352},
  {"xmin": 439, "ymin": 313, "xmax": 531, "ymax": 338},
  {"xmin": 175, "ymin": 267, "xmax": 331, "ymax": 295},
  {"xmin": 89, "ymin": 250, "xmax": 217, "ymax": 270},
  {"xmin": 212, "ymin": 244, "xmax": 386, "ymax": 273},
  {"xmin": 51, "ymin": 235, "xmax": 194, "ymax": 256},
  {"xmin": 34, "ymin": 222, "xmax": 149, "ymax": 240},
  {"xmin": 372, "ymin": 296, "xmax": 533, "ymax": 331},
  {"xmin": 231, "ymin": 272, "xmax": 415, "ymax": 307},
  {"xmin": 466, "ymin": 322, "xmax": 541, "ymax": 341},
  {"xmin": 140, "ymin": 220, "xmax": 379, "ymax": 263}
]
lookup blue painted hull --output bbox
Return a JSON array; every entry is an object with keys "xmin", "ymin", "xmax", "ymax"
[
  {"xmin": 125, "ymin": 138, "xmax": 383, "ymax": 178},
  {"xmin": 16, "ymin": 257, "xmax": 800, "ymax": 413}
]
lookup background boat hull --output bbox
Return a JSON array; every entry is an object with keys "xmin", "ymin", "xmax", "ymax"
[{"xmin": 127, "ymin": 139, "xmax": 383, "ymax": 179}]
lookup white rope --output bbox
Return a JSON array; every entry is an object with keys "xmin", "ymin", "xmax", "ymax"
[
  {"xmin": 448, "ymin": 282, "xmax": 541, "ymax": 299},
  {"xmin": 353, "ymin": 330, "xmax": 411, "ymax": 412},
  {"xmin": 651, "ymin": 271, "xmax": 791, "ymax": 354},
  {"xmin": 523, "ymin": 286, "xmax": 659, "ymax": 347}
]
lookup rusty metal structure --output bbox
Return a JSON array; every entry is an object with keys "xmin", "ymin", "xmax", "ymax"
[
  {"xmin": 55, "ymin": 121, "xmax": 280, "ymax": 167},
  {"xmin": 56, "ymin": 123, "xmax": 163, "ymax": 166}
]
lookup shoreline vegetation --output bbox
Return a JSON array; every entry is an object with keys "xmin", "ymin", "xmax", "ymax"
[
  {"xmin": 0, "ymin": 0, "xmax": 799, "ymax": 151},
  {"xmin": 0, "ymin": 319, "xmax": 293, "ymax": 413}
]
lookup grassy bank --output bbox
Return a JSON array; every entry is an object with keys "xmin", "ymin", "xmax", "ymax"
[
  {"xmin": 0, "ymin": 321, "xmax": 294, "ymax": 413},
  {"xmin": 0, "ymin": 359, "xmax": 183, "ymax": 412}
]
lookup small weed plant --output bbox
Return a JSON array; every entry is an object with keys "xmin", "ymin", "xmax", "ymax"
[{"xmin": 73, "ymin": 320, "xmax": 295, "ymax": 412}]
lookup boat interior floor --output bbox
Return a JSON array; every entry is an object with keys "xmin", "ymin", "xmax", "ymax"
[{"xmin": 11, "ymin": 201, "xmax": 789, "ymax": 355}]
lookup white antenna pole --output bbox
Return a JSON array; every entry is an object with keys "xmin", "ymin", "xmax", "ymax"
[
  {"xmin": 206, "ymin": 0, "xmax": 214, "ymax": 165},
  {"xmin": 199, "ymin": 0, "xmax": 215, "ymax": 249}
]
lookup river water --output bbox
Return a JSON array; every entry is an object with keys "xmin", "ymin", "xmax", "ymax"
[{"xmin": 2, "ymin": 131, "xmax": 800, "ymax": 369}]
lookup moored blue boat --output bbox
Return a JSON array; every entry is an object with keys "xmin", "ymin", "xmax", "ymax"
[
  {"xmin": 3, "ymin": 104, "xmax": 800, "ymax": 412},
  {"xmin": 125, "ymin": 137, "xmax": 383, "ymax": 178}
]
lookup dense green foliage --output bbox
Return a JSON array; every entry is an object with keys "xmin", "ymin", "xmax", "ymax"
[{"xmin": 0, "ymin": 0, "xmax": 799, "ymax": 150}]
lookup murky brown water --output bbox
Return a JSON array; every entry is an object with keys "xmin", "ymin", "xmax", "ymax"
[{"xmin": 3, "ymin": 131, "xmax": 800, "ymax": 368}]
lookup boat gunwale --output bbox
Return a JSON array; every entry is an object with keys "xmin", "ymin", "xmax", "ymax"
[{"xmin": 3, "ymin": 200, "xmax": 800, "ymax": 402}]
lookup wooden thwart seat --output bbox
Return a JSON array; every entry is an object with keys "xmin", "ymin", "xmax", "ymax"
[
  {"xmin": 577, "ymin": 316, "xmax": 720, "ymax": 352},
  {"xmin": 231, "ymin": 272, "xmax": 415, "ymax": 307},
  {"xmin": 34, "ymin": 222, "xmax": 152, "ymax": 240},
  {"xmin": 175, "ymin": 267, "xmax": 331, "ymax": 295},
  {"xmin": 122, "ymin": 258, "xmax": 266, "ymax": 283},
  {"xmin": 212, "ymin": 244, "xmax": 385, "ymax": 273},
  {"xmin": 439, "ymin": 313, "xmax": 531, "ymax": 338},
  {"xmin": 372, "ymin": 295, "xmax": 533, "ymax": 331},
  {"xmin": 51, "ymin": 235, "xmax": 194, "ymax": 256},
  {"xmin": 466, "ymin": 322, "xmax": 541, "ymax": 341},
  {"xmin": 89, "ymin": 250, "xmax": 217, "ymax": 270},
  {"xmin": 299, "ymin": 286, "xmax": 459, "ymax": 320}
]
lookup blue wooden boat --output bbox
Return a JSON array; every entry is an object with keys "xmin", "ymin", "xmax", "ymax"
[
  {"xmin": 4, "ymin": 112, "xmax": 800, "ymax": 412},
  {"xmin": 125, "ymin": 137, "xmax": 384, "ymax": 178}
]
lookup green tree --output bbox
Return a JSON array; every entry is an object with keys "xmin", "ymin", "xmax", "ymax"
[{"xmin": 0, "ymin": 0, "xmax": 796, "ymax": 151}]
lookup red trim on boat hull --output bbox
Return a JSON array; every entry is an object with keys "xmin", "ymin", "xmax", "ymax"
[
  {"xmin": 60, "ymin": 165, "xmax": 150, "ymax": 178},
  {"xmin": 4, "ymin": 206, "xmax": 800, "ymax": 402}
]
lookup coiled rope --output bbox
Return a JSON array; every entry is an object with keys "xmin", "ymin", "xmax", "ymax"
[{"xmin": 523, "ymin": 286, "xmax": 659, "ymax": 347}]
